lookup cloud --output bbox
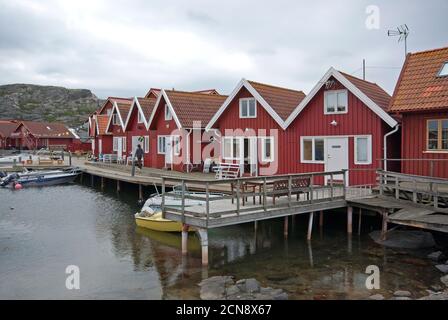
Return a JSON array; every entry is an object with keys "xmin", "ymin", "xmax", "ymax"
[{"xmin": 0, "ymin": 0, "xmax": 447, "ymax": 98}]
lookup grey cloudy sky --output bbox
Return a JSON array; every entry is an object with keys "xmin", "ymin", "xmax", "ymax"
[{"xmin": 0, "ymin": 0, "xmax": 447, "ymax": 98}]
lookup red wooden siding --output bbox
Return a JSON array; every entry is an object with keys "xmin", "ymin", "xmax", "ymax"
[
  {"xmin": 401, "ymin": 111, "xmax": 448, "ymax": 178},
  {"xmin": 126, "ymin": 107, "xmax": 151, "ymax": 166}
]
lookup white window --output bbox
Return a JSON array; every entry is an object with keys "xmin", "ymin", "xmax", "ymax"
[
  {"xmin": 222, "ymin": 136, "xmax": 241, "ymax": 160},
  {"xmin": 354, "ymin": 136, "xmax": 372, "ymax": 164},
  {"xmin": 122, "ymin": 137, "xmax": 126, "ymax": 152},
  {"xmin": 113, "ymin": 137, "xmax": 119, "ymax": 151},
  {"xmin": 172, "ymin": 136, "xmax": 181, "ymax": 156},
  {"xmin": 301, "ymin": 137, "xmax": 325, "ymax": 163},
  {"xmin": 137, "ymin": 110, "xmax": 144, "ymax": 124},
  {"xmin": 165, "ymin": 104, "xmax": 172, "ymax": 120},
  {"xmin": 260, "ymin": 137, "xmax": 274, "ymax": 162},
  {"xmin": 158, "ymin": 136, "xmax": 166, "ymax": 154},
  {"xmin": 438, "ymin": 62, "xmax": 448, "ymax": 77},
  {"xmin": 144, "ymin": 136, "xmax": 149, "ymax": 153},
  {"xmin": 112, "ymin": 113, "xmax": 119, "ymax": 125},
  {"xmin": 223, "ymin": 137, "xmax": 232, "ymax": 159},
  {"xmin": 107, "ymin": 109, "xmax": 112, "ymax": 116},
  {"xmin": 239, "ymin": 98, "xmax": 256, "ymax": 118},
  {"xmin": 324, "ymin": 90, "xmax": 348, "ymax": 114}
]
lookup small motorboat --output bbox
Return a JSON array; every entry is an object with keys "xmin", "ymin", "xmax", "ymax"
[
  {"xmin": 0, "ymin": 167, "xmax": 81, "ymax": 188},
  {"xmin": 134, "ymin": 186, "xmax": 221, "ymax": 232}
]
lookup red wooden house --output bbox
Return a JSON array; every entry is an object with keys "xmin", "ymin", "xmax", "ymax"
[
  {"xmin": 147, "ymin": 89, "xmax": 227, "ymax": 171},
  {"xmin": 0, "ymin": 120, "xmax": 20, "ymax": 149},
  {"xmin": 123, "ymin": 96, "xmax": 158, "ymax": 166},
  {"xmin": 12, "ymin": 120, "xmax": 77, "ymax": 150},
  {"xmin": 284, "ymin": 67, "xmax": 399, "ymax": 185},
  {"xmin": 206, "ymin": 79, "xmax": 306, "ymax": 176},
  {"xmin": 390, "ymin": 46, "xmax": 448, "ymax": 178},
  {"xmin": 105, "ymin": 98, "xmax": 133, "ymax": 161}
]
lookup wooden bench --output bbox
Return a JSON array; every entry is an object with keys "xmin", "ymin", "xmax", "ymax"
[{"xmin": 272, "ymin": 177, "xmax": 311, "ymax": 204}]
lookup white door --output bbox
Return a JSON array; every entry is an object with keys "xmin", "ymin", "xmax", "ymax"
[
  {"xmin": 325, "ymin": 137, "xmax": 349, "ymax": 185},
  {"xmin": 117, "ymin": 137, "xmax": 123, "ymax": 159},
  {"xmin": 98, "ymin": 138, "xmax": 102, "ymax": 155},
  {"xmin": 165, "ymin": 137, "xmax": 173, "ymax": 165},
  {"xmin": 249, "ymin": 137, "xmax": 258, "ymax": 176},
  {"xmin": 132, "ymin": 136, "xmax": 140, "ymax": 156}
]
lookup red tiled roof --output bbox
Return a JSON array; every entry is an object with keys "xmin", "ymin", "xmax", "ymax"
[
  {"xmin": 247, "ymin": 80, "xmax": 306, "ymax": 121},
  {"xmin": 137, "ymin": 97, "xmax": 157, "ymax": 120},
  {"xmin": 192, "ymin": 89, "xmax": 220, "ymax": 95},
  {"xmin": 164, "ymin": 90, "xmax": 228, "ymax": 128},
  {"xmin": 0, "ymin": 121, "xmax": 20, "ymax": 138},
  {"xmin": 97, "ymin": 97, "xmax": 132, "ymax": 115},
  {"xmin": 339, "ymin": 71, "xmax": 391, "ymax": 111},
  {"xmin": 96, "ymin": 115, "xmax": 110, "ymax": 135},
  {"xmin": 144, "ymin": 88, "xmax": 161, "ymax": 99},
  {"xmin": 19, "ymin": 121, "xmax": 75, "ymax": 138},
  {"xmin": 390, "ymin": 46, "xmax": 448, "ymax": 112},
  {"xmin": 116, "ymin": 101, "xmax": 133, "ymax": 124}
]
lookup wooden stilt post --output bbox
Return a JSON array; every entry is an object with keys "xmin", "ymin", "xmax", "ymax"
[
  {"xmin": 139, "ymin": 184, "xmax": 143, "ymax": 201},
  {"xmin": 319, "ymin": 210, "xmax": 324, "ymax": 228},
  {"xmin": 381, "ymin": 209, "xmax": 388, "ymax": 241},
  {"xmin": 307, "ymin": 240, "xmax": 314, "ymax": 267},
  {"xmin": 307, "ymin": 212, "xmax": 314, "ymax": 241},
  {"xmin": 80, "ymin": 172, "xmax": 83, "ymax": 183},
  {"xmin": 101, "ymin": 177, "xmax": 105, "ymax": 190},
  {"xmin": 197, "ymin": 228, "xmax": 209, "ymax": 266},
  {"xmin": 90, "ymin": 174, "xmax": 94, "ymax": 186},
  {"xmin": 117, "ymin": 180, "xmax": 120, "ymax": 193},
  {"xmin": 358, "ymin": 208, "xmax": 362, "ymax": 236},
  {"xmin": 283, "ymin": 216, "xmax": 288, "ymax": 239},
  {"xmin": 254, "ymin": 220, "xmax": 258, "ymax": 234},
  {"xmin": 347, "ymin": 206, "xmax": 353, "ymax": 234},
  {"xmin": 181, "ymin": 224, "xmax": 189, "ymax": 255}
]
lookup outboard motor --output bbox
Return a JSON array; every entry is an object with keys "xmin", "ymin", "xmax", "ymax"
[
  {"xmin": 0, "ymin": 171, "xmax": 7, "ymax": 178},
  {"xmin": 0, "ymin": 173, "xmax": 19, "ymax": 187}
]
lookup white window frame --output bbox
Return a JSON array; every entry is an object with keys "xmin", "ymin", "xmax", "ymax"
[
  {"xmin": 437, "ymin": 61, "xmax": 448, "ymax": 77},
  {"xmin": 222, "ymin": 136, "xmax": 233, "ymax": 160},
  {"xmin": 165, "ymin": 104, "xmax": 173, "ymax": 121},
  {"xmin": 172, "ymin": 135, "xmax": 181, "ymax": 156},
  {"xmin": 137, "ymin": 110, "xmax": 144, "ymax": 124},
  {"xmin": 144, "ymin": 136, "xmax": 149, "ymax": 153},
  {"xmin": 354, "ymin": 135, "xmax": 372, "ymax": 165},
  {"xmin": 112, "ymin": 113, "xmax": 119, "ymax": 125},
  {"xmin": 300, "ymin": 137, "xmax": 325, "ymax": 164},
  {"xmin": 260, "ymin": 136, "xmax": 274, "ymax": 162},
  {"xmin": 158, "ymin": 136, "xmax": 167, "ymax": 154},
  {"xmin": 122, "ymin": 137, "xmax": 126, "ymax": 152},
  {"xmin": 324, "ymin": 89, "xmax": 348, "ymax": 115},
  {"xmin": 239, "ymin": 98, "xmax": 257, "ymax": 119},
  {"xmin": 113, "ymin": 137, "xmax": 119, "ymax": 152},
  {"xmin": 106, "ymin": 109, "xmax": 112, "ymax": 116}
]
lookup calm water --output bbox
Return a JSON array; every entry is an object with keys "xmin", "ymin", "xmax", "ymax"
[{"xmin": 0, "ymin": 180, "xmax": 444, "ymax": 299}]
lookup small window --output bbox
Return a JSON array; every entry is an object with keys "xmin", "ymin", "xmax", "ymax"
[
  {"xmin": 165, "ymin": 104, "xmax": 172, "ymax": 120},
  {"xmin": 324, "ymin": 90, "xmax": 348, "ymax": 114},
  {"xmin": 354, "ymin": 136, "xmax": 372, "ymax": 164},
  {"xmin": 261, "ymin": 137, "xmax": 274, "ymax": 162},
  {"xmin": 427, "ymin": 119, "xmax": 448, "ymax": 151},
  {"xmin": 239, "ymin": 98, "xmax": 256, "ymax": 118},
  {"xmin": 112, "ymin": 113, "xmax": 119, "ymax": 125},
  {"xmin": 113, "ymin": 137, "xmax": 119, "ymax": 151},
  {"xmin": 172, "ymin": 136, "xmax": 181, "ymax": 156},
  {"xmin": 137, "ymin": 110, "xmax": 144, "ymax": 124},
  {"xmin": 223, "ymin": 137, "xmax": 232, "ymax": 159},
  {"xmin": 438, "ymin": 62, "xmax": 448, "ymax": 77},
  {"xmin": 144, "ymin": 136, "xmax": 149, "ymax": 153},
  {"xmin": 233, "ymin": 138, "xmax": 241, "ymax": 159},
  {"xmin": 158, "ymin": 136, "xmax": 166, "ymax": 154},
  {"xmin": 301, "ymin": 137, "xmax": 325, "ymax": 163},
  {"xmin": 107, "ymin": 109, "xmax": 112, "ymax": 116}
]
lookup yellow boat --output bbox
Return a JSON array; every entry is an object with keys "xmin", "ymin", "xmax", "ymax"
[{"xmin": 134, "ymin": 211, "xmax": 195, "ymax": 233}]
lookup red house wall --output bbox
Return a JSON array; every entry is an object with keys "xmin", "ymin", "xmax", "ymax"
[
  {"xmin": 126, "ymin": 107, "xmax": 151, "ymax": 166},
  {"xmin": 286, "ymin": 80, "xmax": 392, "ymax": 185},
  {"xmin": 401, "ymin": 111, "xmax": 448, "ymax": 178}
]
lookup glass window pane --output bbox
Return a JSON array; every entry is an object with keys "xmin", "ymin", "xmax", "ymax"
[
  {"xmin": 337, "ymin": 91, "xmax": 347, "ymax": 112},
  {"xmin": 241, "ymin": 100, "xmax": 247, "ymax": 117},
  {"xmin": 428, "ymin": 120, "xmax": 439, "ymax": 149},
  {"xmin": 442, "ymin": 120, "xmax": 448, "ymax": 150},
  {"xmin": 249, "ymin": 99, "xmax": 256, "ymax": 117},
  {"xmin": 223, "ymin": 138, "xmax": 232, "ymax": 158},
  {"xmin": 438, "ymin": 62, "xmax": 448, "ymax": 77},
  {"xmin": 314, "ymin": 139, "xmax": 324, "ymax": 161},
  {"xmin": 326, "ymin": 92, "xmax": 336, "ymax": 112},
  {"xmin": 356, "ymin": 137, "xmax": 368, "ymax": 162},
  {"xmin": 264, "ymin": 138, "xmax": 271, "ymax": 159},
  {"xmin": 233, "ymin": 138, "xmax": 240, "ymax": 158},
  {"xmin": 303, "ymin": 139, "xmax": 312, "ymax": 161}
]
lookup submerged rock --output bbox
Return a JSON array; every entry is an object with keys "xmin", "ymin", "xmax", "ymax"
[
  {"xmin": 369, "ymin": 230, "xmax": 435, "ymax": 249},
  {"xmin": 368, "ymin": 294, "xmax": 385, "ymax": 300},
  {"xmin": 199, "ymin": 276, "xmax": 288, "ymax": 300},
  {"xmin": 427, "ymin": 251, "xmax": 445, "ymax": 262},
  {"xmin": 419, "ymin": 290, "xmax": 448, "ymax": 300},
  {"xmin": 435, "ymin": 265, "xmax": 448, "ymax": 273},
  {"xmin": 394, "ymin": 290, "xmax": 412, "ymax": 297},
  {"xmin": 441, "ymin": 275, "xmax": 448, "ymax": 287},
  {"xmin": 390, "ymin": 296, "xmax": 412, "ymax": 300}
]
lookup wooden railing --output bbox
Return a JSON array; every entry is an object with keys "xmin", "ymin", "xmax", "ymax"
[
  {"xmin": 377, "ymin": 170, "xmax": 448, "ymax": 212},
  {"xmin": 161, "ymin": 170, "xmax": 347, "ymax": 225}
]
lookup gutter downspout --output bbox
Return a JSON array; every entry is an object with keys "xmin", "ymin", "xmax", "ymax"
[
  {"xmin": 383, "ymin": 124, "xmax": 400, "ymax": 172},
  {"xmin": 186, "ymin": 129, "xmax": 192, "ymax": 169}
]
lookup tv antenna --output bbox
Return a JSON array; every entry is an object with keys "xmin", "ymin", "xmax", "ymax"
[{"xmin": 388, "ymin": 24, "xmax": 410, "ymax": 57}]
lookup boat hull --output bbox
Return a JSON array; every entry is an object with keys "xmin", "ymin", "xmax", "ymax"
[
  {"xmin": 3, "ymin": 172, "xmax": 79, "ymax": 188},
  {"xmin": 134, "ymin": 212, "xmax": 195, "ymax": 233}
]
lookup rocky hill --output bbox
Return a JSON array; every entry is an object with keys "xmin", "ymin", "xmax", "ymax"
[{"xmin": 0, "ymin": 84, "xmax": 103, "ymax": 127}]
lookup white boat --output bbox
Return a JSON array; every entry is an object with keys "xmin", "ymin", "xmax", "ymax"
[{"xmin": 0, "ymin": 167, "xmax": 81, "ymax": 188}]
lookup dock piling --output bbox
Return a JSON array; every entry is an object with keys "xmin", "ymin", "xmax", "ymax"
[
  {"xmin": 347, "ymin": 206, "xmax": 353, "ymax": 234},
  {"xmin": 181, "ymin": 224, "xmax": 189, "ymax": 255},
  {"xmin": 283, "ymin": 216, "xmax": 289, "ymax": 239},
  {"xmin": 358, "ymin": 208, "xmax": 362, "ymax": 235},
  {"xmin": 307, "ymin": 212, "xmax": 314, "ymax": 241},
  {"xmin": 117, "ymin": 180, "xmax": 120, "ymax": 193},
  {"xmin": 319, "ymin": 210, "xmax": 323, "ymax": 228},
  {"xmin": 101, "ymin": 177, "xmax": 105, "ymax": 190},
  {"xmin": 197, "ymin": 228, "xmax": 209, "ymax": 266},
  {"xmin": 139, "ymin": 184, "xmax": 143, "ymax": 202},
  {"xmin": 381, "ymin": 209, "xmax": 388, "ymax": 241}
]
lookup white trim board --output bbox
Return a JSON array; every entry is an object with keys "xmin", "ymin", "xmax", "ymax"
[
  {"xmin": 124, "ymin": 97, "xmax": 149, "ymax": 130},
  {"xmin": 284, "ymin": 67, "xmax": 398, "ymax": 128},
  {"xmin": 205, "ymin": 78, "xmax": 287, "ymax": 130},
  {"xmin": 105, "ymin": 101, "xmax": 127, "ymax": 132},
  {"xmin": 146, "ymin": 89, "xmax": 182, "ymax": 130}
]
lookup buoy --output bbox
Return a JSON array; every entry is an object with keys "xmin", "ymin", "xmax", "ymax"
[{"xmin": 14, "ymin": 183, "xmax": 23, "ymax": 190}]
